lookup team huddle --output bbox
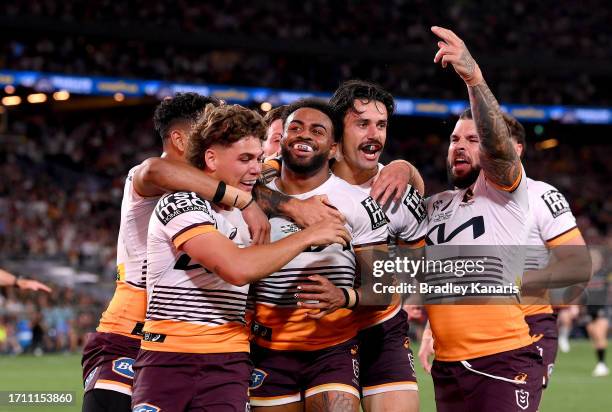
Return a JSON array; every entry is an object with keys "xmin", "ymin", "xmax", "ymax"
[{"xmin": 80, "ymin": 27, "xmax": 590, "ymax": 412}]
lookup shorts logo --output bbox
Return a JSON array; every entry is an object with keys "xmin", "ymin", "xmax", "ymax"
[
  {"xmin": 133, "ymin": 403, "xmax": 160, "ymax": 412},
  {"xmin": 408, "ymin": 353, "xmax": 415, "ymax": 374},
  {"xmin": 350, "ymin": 345, "xmax": 358, "ymax": 356},
  {"xmin": 112, "ymin": 357, "xmax": 135, "ymax": 379},
  {"xmin": 403, "ymin": 337, "xmax": 410, "ymax": 349},
  {"xmin": 547, "ymin": 363, "xmax": 554, "ymax": 378},
  {"xmin": 403, "ymin": 186, "xmax": 426, "ymax": 223},
  {"xmin": 249, "ymin": 369, "xmax": 268, "ymax": 390},
  {"xmin": 361, "ymin": 196, "xmax": 389, "ymax": 230},
  {"xmin": 352, "ymin": 359, "xmax": 360, "ymax": 379},
  {"xmin": 515, "ymin": 389, "xmax": 529, "ymax": 410},
  {"xmin": 84, "ymin": 366, "xmax": 98, "ymax": 389},
  {"xmin": 541, "ymin": 190, "xmax": 570, "ymax": 218},
  {"xmin": 514, "ymin": 373, "xmax": 528, "ymax": 382},
  {"xmin": 155, "ymin": 192, "xmax": 212, "ymax": 225}
]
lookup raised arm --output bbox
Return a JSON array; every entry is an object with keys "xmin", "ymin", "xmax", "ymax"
[{"xmin": 432, "ymin": 26, "xmax": 521, "ymax": 188}]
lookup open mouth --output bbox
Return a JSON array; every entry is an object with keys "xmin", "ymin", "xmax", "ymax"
[
  {"xmin": 359, "ymin": 142, "xmax": 382, "ymax": 160},
  {"xmin": 239, "ymin": 179, "xmax": 257, "ymax": 190}
]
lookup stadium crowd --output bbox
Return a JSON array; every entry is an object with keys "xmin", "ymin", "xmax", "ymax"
[{"xmin": 1, "ymin": 1, "xmax": 611, "ymax": 105}]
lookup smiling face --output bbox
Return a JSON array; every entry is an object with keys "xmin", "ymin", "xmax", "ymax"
[
  {"xmin": 447, "ymin": 118, "xmax": 482, "ymax": 189},
  {"xmin": 205, "ymin": 135, "xmax": 263, "ymax": 192},
  {"xmin": 280, "ymin": 107, "xmax": 337, "ymax": 175},
  {"xmin": 341, "ymin": 99, "xmax": 388, "ymax": 171}
]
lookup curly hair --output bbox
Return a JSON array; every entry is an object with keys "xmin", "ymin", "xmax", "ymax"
[
  {"xmin": 329, "ymin": 80, "xmax": 395, "ymax": 119},
  {"xmin": 281, "ymin": 98, "xmax": 343, "ymax": 142},
  {"xmin": 153, "ymin": 92, "xmax": 222, "ymax": 142},
  {"xmin": 186, "ymin": 104, "xmax": 266, "ymax": 169},
  {"xmin": 263, "ymin": 105, "xmax": 286, "ymax": 129}
]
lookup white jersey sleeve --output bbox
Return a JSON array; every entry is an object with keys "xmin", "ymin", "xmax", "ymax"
[
  {"xmin": 150, "ymin": 191, "xmax": 217, "ymax": 250},
  {"xmin": 386, "ymin": 184, "xmax": 427, "ymax": 243},
  {"xmin": 529, "ymin": 179, "xmax": 578, "ymax": 243}
]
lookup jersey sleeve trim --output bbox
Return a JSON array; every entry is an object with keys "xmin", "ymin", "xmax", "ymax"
[
  {"xmin": 172, "ymin": 223, "xmax": 217, "ymax": 249},
  {"xmin": 545, "ymin": 226, "xmax": 580, "ymax": 247},
  {"xmin": 353, "ymin": 240, "xmax": 388, "ymax": 250},
  {"xmin": 487, "ymin": 166, "xmax": 523, "ymax": 193}
]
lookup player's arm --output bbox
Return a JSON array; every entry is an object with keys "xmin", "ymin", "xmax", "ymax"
[
  {"xmin": 522, "ymin": 229, "xmax": 591, "ymax": 291},
  {"xmin": 418, "ymin": 320, "xmax": 434, "ymax": 374},
  {"xmin": 253, "ymin": 183, "xmax": 346, "ymax": 227},
  {"xmin": 0, "ymin": 268, "xmax": 52, "ymax": 292},
  {"xmin": 432, "ymin": 26, "xmax": 520, "ymax": 189},
  {"xmin": 182, "ymin": 220, "xmax": 351, "ymax": 287},
  {"xmin": 133, "ymin": 157, "xmax": 270, "ymax": 244},
  {"xmin": 370, "ymin": 160, "xmax": 426, "ymax": 205}
]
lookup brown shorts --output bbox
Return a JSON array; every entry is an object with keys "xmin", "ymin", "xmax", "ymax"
[
  {"xmin": 525, "ymin": 313, "xmax": 558, "ymax": 388},
  {"xmin": 431, "ymin": 344, "xmax": 543, "ymax": 412},
  {"xmin": 249, "ymin": 337, "xmax": 360, "ymax": 407},
  {"xmin": 81, "ymin": 332, "xmax": 141, "ymax": 396},
  {"xmin": 132, "ymin": 349, "xmax": 252, "ymax": 412}
]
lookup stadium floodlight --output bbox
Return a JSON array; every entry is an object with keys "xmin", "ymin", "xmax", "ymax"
[
  {"xmin": 260, "ymin": 101, "xmax": 272, "ymax": 112},
  {"xmin": 113, "ymin": 92, "xmax": 125, "ymax": 102},
  {"xmin": 27, "ymin": 93, "xmax": 48, "ymax": 104},
  {"xmin": 4, "ymin": 85, "xmax": 15, "ymax": 94},
  {"xmin": 536, "ymin": 138, "xmax": 559, "ymax": 150},
  {"xmin": 2, "ymin": 96, "xmax": 21, "ymax": 106},
  {"xmin": 53, "ymin": 90, "xmax": 70, "ymax": 101}
]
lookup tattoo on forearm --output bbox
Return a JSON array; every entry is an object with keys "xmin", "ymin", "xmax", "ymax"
[
  {"xmin": 468, "ymin": 82, "xmax": 520, "ymax": 187},
  {"xmin": 308, "ymin": 392, "xmax": 357, "ymax": 412},
  {"xmin": 253, "ymin": 184, "xmax": 289, "ymax": 216}
]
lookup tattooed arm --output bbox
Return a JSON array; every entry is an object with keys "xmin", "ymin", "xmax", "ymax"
[
  {"xmin": 431, "ymin": 26, "xmax": 520, "ymax": 188},
  {"xmin": 253, "ymin": 184, "xmax": 346, "ymax": 227}
]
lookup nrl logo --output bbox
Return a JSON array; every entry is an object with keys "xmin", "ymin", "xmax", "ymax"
[{"xmin": 515, "ymin": 389, "xmax": 529, "ymax": 410}]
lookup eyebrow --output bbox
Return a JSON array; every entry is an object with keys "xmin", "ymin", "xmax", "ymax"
[{"xmin": 311, "ymin": 123, "xmax": 328, "ymax": 132}]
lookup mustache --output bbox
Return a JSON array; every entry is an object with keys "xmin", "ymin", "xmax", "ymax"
[{"xmin": 358, "ymin": 139, "xmax": 383, "ymax": 149}]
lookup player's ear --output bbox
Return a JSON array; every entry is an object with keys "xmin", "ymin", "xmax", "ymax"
[
  {"xmin": 204, "ymin": 148, "xmax": 217, "ymax": 172},
  {"xmin": 328, "ymin": 141, "xmax": 338, "ymax": 160},
  {"xmin": 169, "ymin": 129, "xmax": 186, "ymax": 153}
]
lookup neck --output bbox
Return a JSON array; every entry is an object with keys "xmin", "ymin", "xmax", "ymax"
[
  {"xmin": 278, "ymin": 164, "xmax": 331, "ymax": 195},
  {"xmin": 332, "ymin": 159, "xmax": 377, "ymax": 185}
]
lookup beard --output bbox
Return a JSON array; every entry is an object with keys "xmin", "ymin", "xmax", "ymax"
[
  {"xmin": 281, "ymin": 144, "xmax": 329, "ymax": 176},
  {"xmin": 446, "ymin": 162, "xmax": 480, "ymax": 189}
]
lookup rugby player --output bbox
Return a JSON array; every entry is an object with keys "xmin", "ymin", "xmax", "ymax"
[
  {"xmin": 0, "ymin": 268, "xmax": 51, "ymax": 292},
  {"xmin": 421, "ymin": 26, "xmax": 542, "ymax": 412},
  {"xmin": 297, "ymin": 80, "xmax": 427, "ymax": 412},
  {"xmin": 419, "ymin": 114, "xmax": 590, "ymax": 397},
  {"xmin": 249, "ymin": 99, "xmax": 389, "ymax": 412},
  {"xmin": 81, "ymin": 93, "xmax": 338, "ymax": 412},
  {"xmin": 131, "ymin": 104, "xmax": 350, "ymax": 411}
]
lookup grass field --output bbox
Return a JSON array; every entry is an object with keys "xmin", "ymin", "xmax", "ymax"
[{"xmin": 0, "ymin": 339, "xmax": 610, "ymax": 411}]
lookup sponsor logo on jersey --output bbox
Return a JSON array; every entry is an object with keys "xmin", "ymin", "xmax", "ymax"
[
  {"xmin": 361, "ymin": 196, "xmax": 389, "ymax": 230},
  {"xmin": 426, "ymin": 216, "xmax": 485, "ymax": 245},
  {"xmin": 249, "ymin": 369, "xmax": 268, "ymax": 389},
  {"xmin": 251, "ymin": 322, "xmax": 272, "ymax": 341},
  {"xmin": 143, "ymin": 332, "xmax": 167, "ymax": 343},
  {"xmin": 155, "ymin": 192, "xmax": 212, "ymax": 225},
  {"xmin": 112, "ymin": 357, "xmax": 135, "ymax": 379},
  {"xmin": 515, "ymin": 389, "xmax": 529, "ymax": 410},
  {"xmin": 280, "ymin": 223, "xmax": 300, "ymax": 234},
  {"xmin": 133, "ymin": 403, "xmax": 161, "ymax": 412},
  {"xmin": 403, "ymin": 186, "xmax": 426, "ymax": 223},
  {"xmin": 541, "ymin": 190, "xmax": 570, "ymax": 218}
]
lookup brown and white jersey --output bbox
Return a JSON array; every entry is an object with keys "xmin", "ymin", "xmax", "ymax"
[
  {"xmin": 97, "ymin": 166, "xmax": 159, "ymax": 337},
  {"xmin": 424, "ymin": 167, "xmax": 534, "ymax": 361},
  {"xmin": 143, "ymin": 191, "xmax": 251, "ymax": 354},
  {"xmin": 251, "ymin": 174, "xmax": 389, "ymax": 351}
]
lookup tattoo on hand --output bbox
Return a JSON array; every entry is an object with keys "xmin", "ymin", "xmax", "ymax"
[{"xmin": 459, "ymin": 48, "xmax": 476, "ymax": 79}]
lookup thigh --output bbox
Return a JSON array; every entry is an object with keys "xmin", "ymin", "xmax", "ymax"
[
  {"xmin": 305, "ymin": 391, "xmax": 360, "ymax": 412},
  {"xmin": 362, "ymin": 390, "xmax": 419, "ymax": 412}
]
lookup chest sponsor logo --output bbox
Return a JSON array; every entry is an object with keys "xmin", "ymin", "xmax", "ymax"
[
  {"xmin": 155, "ymin": 192, "xmax": 212, "ymax": 225},
  {"xmin": 426, "ymin": 215, "xmax": 485, "ymax": 245},
  {"xmin": 541, "ymin": 189, "xmax": 570, "ymax": 218},
  {"xmin": 361, "ymin": 196, "xmax": 389, "ymax": 230},
  {"xmin": 403, "ymin": 186, "xmax": 426, "ymax": 223},
  {"xmin": 112, "ymin": 357, "xmax": 135, "ymax": 379}
]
